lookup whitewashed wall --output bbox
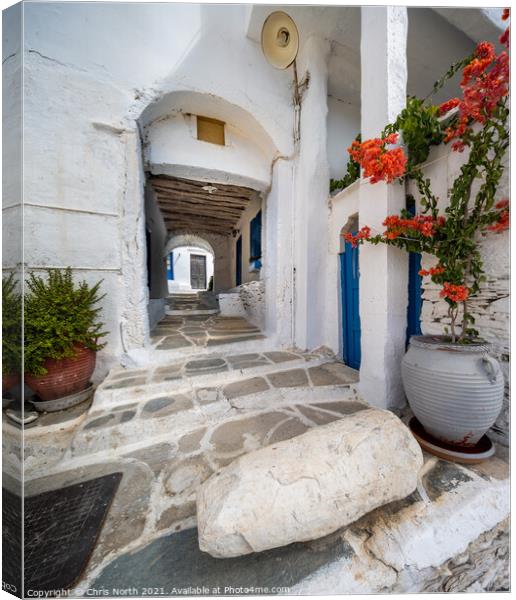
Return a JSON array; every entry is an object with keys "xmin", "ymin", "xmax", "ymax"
[
  {"xmin": 21, "ymin": 3, "xmax": 295, "ymax": 377},
  {"xmin": 325, "ymin": 181, "xmax": 360, "ymax": 357},
  {"xmin": 3, "ymin": 3, "xmax": 22, "ymax": 275},
  {"xmin": 326, "ymin": 96, "xmax": 360, "ymax": 181},
  {"xmin": 145, "ymin": 112, "xmax": 272, "ymax": 191}
]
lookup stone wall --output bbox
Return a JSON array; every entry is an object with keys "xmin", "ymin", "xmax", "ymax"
[
  {"xmin": 235, "ymin": 280, "xmax": 265, "ymax": 329},
  {"xmin": 408, "ymin": 138, "xmax": 510, "ymax": 443},
  {"xmin": 417, "ymin": 519, "xmax": 509, "ymax": 592}
]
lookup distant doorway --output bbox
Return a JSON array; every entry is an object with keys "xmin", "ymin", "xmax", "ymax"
[{"xmin": 190, "ymin": 254, "xmax": 207, "ymax": 289}]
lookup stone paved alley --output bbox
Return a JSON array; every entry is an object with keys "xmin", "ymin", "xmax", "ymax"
[{"xmin": 2, "ymin": 293, "xmax": 509, "ymax": 594}]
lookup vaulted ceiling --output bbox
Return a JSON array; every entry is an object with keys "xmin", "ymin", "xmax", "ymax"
[{"xmin": 148, "ymin": 175, "xmax": 259, "ymax": 236}]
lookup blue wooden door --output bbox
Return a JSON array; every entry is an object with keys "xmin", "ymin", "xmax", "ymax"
[
  {"xmin": 167, "ymin": 252, "xmax": 174, "ymax": 280},
  {"xmin": 235, "ymin": 236, "xmax": 242, "ymax": 286},
  {"xmin": 405, "ymin": 201, "xmax": 423, "ymax": 345},
  {"xmin": 406, "ymin": 252, "xmax": 423, "ymax": 345},
  {"xmin": 340, "ymin": 241, "xmax": 361, "ymax": 369}
]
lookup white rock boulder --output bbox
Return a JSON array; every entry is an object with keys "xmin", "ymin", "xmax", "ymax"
[{"xmin": 197, "ymin": 408, "xmax": 423, "ymax": 558}]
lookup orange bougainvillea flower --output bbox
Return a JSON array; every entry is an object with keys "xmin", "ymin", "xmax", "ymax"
[
  {"xmin": 495, "ymin": 198, "xmax": 509, "ymax": 209},
  {"xmin": 380, "ymin": 213, "xmax": 445, "ymax": 241},
  {"xmin": 500, "ymin": 26, "xmax": 510, "ymax": 48},
  {"xmin": 487, "ymin": 210, "xmax": 509, "ymax": 233},
  {"xmin": 443, "ymin": 37, "xmax": 509, "ymax": 149},
  {"xmin": 419, "ymin": 265, "xmax": 445, "ymax": 277},
  {"xmin": 500, "ymin": 9, "xmax": 510, "ymax": 46},
  {"xmin": 439, "ymin": 98, "xmax": 461, "ymax": 115},
  {"xmin": 348, "ymin": 134, "xmax": 407, "ymax": 184},
  {"xmin": 342, "ymin": 226, "xmax": 372, "ymax": 248},
  {"xmin": 440, "ymin": 283, "xmax": 470, "ymax": 303}
]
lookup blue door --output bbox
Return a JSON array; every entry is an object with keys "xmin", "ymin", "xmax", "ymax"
[
  {"xmin": 340, "ymin": 240, "xmax": 361, "ymax": 369},
  {"xmin": 406, "ymin": 252, "xmax": 423, "ymax": 345},
  {"xmin": 405, "ymin": 201, "xmax": 423, "ymax": 345},
  {"xmin": 167, "ymin": 252, "xmax": 174, "ymax": 280},
  {"xmin": 235, "ymin": 236, "xmax": 242, "ymax": 286}
]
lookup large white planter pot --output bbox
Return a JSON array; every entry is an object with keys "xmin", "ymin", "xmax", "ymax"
[{"xmin": 402, "ymin": 335, "xmax": 504, "ymax": 447}]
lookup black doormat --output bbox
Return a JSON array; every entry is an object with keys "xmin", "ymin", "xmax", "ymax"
[
  {"xmin": 4, "ymin": 472, "xmax": 122, "ymax": 596},
  {"xmin": 2, "ymin": 486, "xmax": 23, "ymax": 595}
]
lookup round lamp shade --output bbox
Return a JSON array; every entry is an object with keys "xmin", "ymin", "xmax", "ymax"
[{"xmin": 261, "ymin": 11, "xmax": 299, "ymax": 70}]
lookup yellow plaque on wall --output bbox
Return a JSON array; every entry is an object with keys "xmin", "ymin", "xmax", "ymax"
[{"xmin": 197, "ymin": 116, "xmax": 225, "ymax": 145}]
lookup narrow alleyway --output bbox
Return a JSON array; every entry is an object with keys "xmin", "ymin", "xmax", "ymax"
[
  {"xmin": 15, "ymin": 291, "xmax": 364, "ymax": 590},
  {"xmin": 4, "ymin": 291, "xmax": 509, "ymax": 593}
]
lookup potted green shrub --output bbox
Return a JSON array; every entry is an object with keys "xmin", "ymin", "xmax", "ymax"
[
  {"xmin": 2, "ymin": 273, "xmax": 21, "ymax": 395},
  {"xmin": 24, "ymin": 268, "xmax": 108, "ymax": 402},
  {"xmin": 343, "ymin": 19, "xmax": 509, "ymax": 449}
]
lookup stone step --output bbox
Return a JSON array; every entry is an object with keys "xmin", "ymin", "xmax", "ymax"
[
  {"xmin": 81, "ymin": 453, "xmax": 509, "ymax": 596},
  {"xmin": 165, "ymin": 307, "xmax": 219, "ymax": 317},
  {"xmin": 94, "ymin": 352, "xmax": 357, "ymax": 411},
  {"xmin": 68, "ymin": 361, "xmax": 360, "ymax": 459},
  {"xmin": 166, "ymin": 292, "xmax": 219, "ymax": 316},
  {"xmin": 65, "ymin": 387, "xmax": 365, "ymax": 482},
  {"xmin": 134, "ymin": 314, "xmax": 270, "ymax": 365}
]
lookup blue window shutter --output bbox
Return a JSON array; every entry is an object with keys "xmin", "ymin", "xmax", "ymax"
[
  {"xmin": 168, "ymin": 252, "xmax": 174, "ymax": 280},
  {"xmin": 250, "ymin": 210, "xmax": 262, "ymax": 261}
]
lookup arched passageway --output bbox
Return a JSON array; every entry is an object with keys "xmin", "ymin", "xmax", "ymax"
[
  {"xmin": 137, "ymin": 89, "xmax": 278, "ymax": 339},
  {"xmin": 164, "ymin": 236, "xmax": 215, "ymax": 293}
]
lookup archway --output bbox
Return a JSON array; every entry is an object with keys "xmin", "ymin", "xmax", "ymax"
[
  {"xmin": 165, "ymin": 233, "xmax": 215, "ymax": 293},
  {"xmin": 136, "ymin": 90, "xmax": 277, "ymax": 337}
]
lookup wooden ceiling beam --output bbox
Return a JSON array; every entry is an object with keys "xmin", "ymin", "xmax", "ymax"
[
  {"xmin": 164, "ymin": 221, "xmax": 234, "ymax": 236},
  {"xmin": 157, "ymin": 203, "xmax": 244, "ymax": 220},
  {"xmin": 149, "ymin": 174, "xmax": 257, "ymax": 236},
  {"xmin": 149, "ymin": 175, "xmax": 257, "ymax": 200},
  {"xmin": 152, "ymin": 187, "xmax": 252, "ymax": 207}
]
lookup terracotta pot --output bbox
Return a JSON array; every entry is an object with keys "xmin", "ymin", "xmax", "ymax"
[
  {"xmin": 402, "ymin": 335, "xmax": 504, "ymax": 447},
  {"xmin": 2, "ymin": 372, "xmax": 19, "ymax": 394},
  {"xmin": 25, "ymin": 345, "xmax": 96, "ymax": 401}
]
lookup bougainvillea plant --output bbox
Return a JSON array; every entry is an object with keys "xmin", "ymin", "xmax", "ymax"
[{"xmin": 343, "ymin": 11, "xmax": 510, "ymax": 344}]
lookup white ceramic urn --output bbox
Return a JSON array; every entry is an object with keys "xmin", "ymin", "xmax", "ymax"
[{"xmin": 402, "ymin": 335, "xmax": 504, "ymax": 446}]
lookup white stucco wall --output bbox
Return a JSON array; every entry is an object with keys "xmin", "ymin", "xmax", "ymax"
[
  {"xmin": 325, "ymin": 181, "xmax": 360, "ymax": 357},
  {"xmin": 3, "ymin": 3, "xmax": 22, "ymax": 281},
  {"xmin": 326, "ymin": 97, "xmax": 360, "ymax": 181},
  {"xmin": 21, "ymin": 2, "xmax": 295, "ymax": 377},
  {"xmin": 145, "ymin": 111, "xmax": 272, "ymax": 191},
  {"xmin": 168, "ymin": 246, "xmax": 214, "ymax": 293}
]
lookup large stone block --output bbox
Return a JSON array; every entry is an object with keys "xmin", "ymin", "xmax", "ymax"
[{"xmin": 197, "ymin": 408, "xmax": 423, "ymax": 558}]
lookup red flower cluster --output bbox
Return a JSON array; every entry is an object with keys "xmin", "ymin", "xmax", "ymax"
[
  {"xmin": 419, "ymin": 265, "xmax": 445, "ymax": 277},
  {"xmin": 443, "ymin": 39, "xmax": 509, "ymax": 147},
  {"xmin": 343, "ymin": 226, "xmax": 371, "ymax": 248},
  {"xmin": 440, "ymin": 283, "xmax": 470, "ymax": 303},
  {"xmin": 348, "ymin": 133, "xmax": 407, "ymax": 184},
  {"xmin": 382, "ymin": 214, "xmax": 445, "ymax": 240},
  {"xmin": 484, "ymin": 198, "xmax": 510, "ymax": 233},
  {"xmin": 500, "ymin": 8, "xmax": 510, "ymax": 47},
  {"xmin": 439, "ymin": 98, "xmax": 460, "ymax": 116},
  {"xmin": 487, "ymin": 210, "xmax": 509, "ymax": 233}
]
